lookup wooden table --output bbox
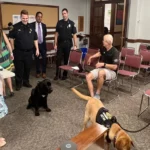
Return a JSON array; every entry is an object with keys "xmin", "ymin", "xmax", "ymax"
[{"xmin": 56, "ymin": 123, "xmax": 108, "ymax": 150}]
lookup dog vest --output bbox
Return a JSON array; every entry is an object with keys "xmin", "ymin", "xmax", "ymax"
[{"xmin": 96, "ymin": 107, "xmax": 117, "ymax": 129}]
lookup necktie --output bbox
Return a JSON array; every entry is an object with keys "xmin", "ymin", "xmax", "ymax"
[{"xmin": 38, "ymin": 23, "xmax": 42, "ymax": 44}]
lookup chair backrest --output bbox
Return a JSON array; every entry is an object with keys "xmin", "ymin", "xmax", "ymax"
[
  {"xmin": 140, "ymin": 49, "xmax": 150, "ymax": 62},
  {"xmin": 124, "ymin": 55, "xmax": 142, "ymax": 70},
  {"xmin": 139, "ymin": 43, "xmax": 147, "ymax": 51},
  {"xmin": 121, "ymin": 47, "xmax": 135, "ymax": 58},
  {"xmin": 84, "ymin": 53, "xmax": 99, "ymax": 68},
  {"xmin": 68, "ymin": 50, "xmax": 82, "ymax": 65},
  {"xmin": 46, "ymin": 43, "xmax": 54, "ymax": 51},
  {"xmin": 87, "ymin": 48, "xmax": 99, "ymax": 55}
]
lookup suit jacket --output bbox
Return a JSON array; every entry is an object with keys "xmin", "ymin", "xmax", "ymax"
[{"xmin": 30, "ymin": 22, "xmax": 47, "ymax": 51}]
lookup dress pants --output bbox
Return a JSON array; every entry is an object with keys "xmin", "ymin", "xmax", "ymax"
[
  {"xmin": 13, "ymin": 49, "xmax": 33, "ymax": 86},
  {"xmin": 35, "ymin": 43, "xmax": 47, "ymax": 74},
  {"xmin": 56, "ymin": 43, "xmax": 71, "ymax": 77}
]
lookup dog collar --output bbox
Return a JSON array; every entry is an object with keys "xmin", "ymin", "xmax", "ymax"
[{"xmin": 113, "ymin": 129, "xmax": 121, "ymax": 147}]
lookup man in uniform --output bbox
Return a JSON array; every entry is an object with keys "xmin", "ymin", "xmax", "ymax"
[
  {"xmin": 54, "ymin": 8, "xmax": 77, "ymax": 80},
  {"xmin": 30, "ymin": 11, "xmax": 47, "ymax": 78},
  {"xmin": 9, "ymin": 10, "xmax": 39, "ymax": 91}
]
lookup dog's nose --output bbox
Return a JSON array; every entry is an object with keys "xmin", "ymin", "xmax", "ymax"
[{"xmin": 49, "ymin": 87, "xmax": 53, "ymax": 93}]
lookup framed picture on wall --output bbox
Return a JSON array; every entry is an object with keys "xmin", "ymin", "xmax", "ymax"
[{"xmin": 116, "ymin": 3, "xmax": 123, "ymax": 25}]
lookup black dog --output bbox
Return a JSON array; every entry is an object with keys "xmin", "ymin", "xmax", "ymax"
[{"xmin": 27, "ymin": 79, "xmax": 53, "ymax": 116}]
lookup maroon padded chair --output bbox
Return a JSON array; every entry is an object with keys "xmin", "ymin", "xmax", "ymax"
[
  {"xmin": 139, "ymin": 49, "xmax": 150, "ymax": 84},
  {"xmin": 118, "ymin": 54, "xmax": 142, "ymax": 95},
  {"xmin": 87, "ymin": 48, "xmax": 99, "ymax": 55},
  {"xmin": 138, "ymin": 89, "xmax": 150, "ymax": 117},
  {"xmin": 120, "ymin": 47, "xmax": 135, "ymax": 65},
  {"xmin": 59, "ymin": 50, "xmax": 82, "ymax": 73}
]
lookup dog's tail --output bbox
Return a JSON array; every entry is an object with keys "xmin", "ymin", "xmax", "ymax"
[{"xmin": 71, "ymin": 88, "xmax": 91, "ymax": 101}]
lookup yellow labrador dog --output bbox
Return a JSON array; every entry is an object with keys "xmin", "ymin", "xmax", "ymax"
[{"xmin": 71, "ymin": 88, "xmax": 133, "ymax": 150}]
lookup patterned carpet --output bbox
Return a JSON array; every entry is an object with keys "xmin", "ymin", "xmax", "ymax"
[{"xmin": 0, "ymin": 64, "xmax": 150, "ymax": 150}]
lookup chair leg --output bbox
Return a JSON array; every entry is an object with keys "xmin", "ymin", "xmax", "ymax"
[
  {"xmin": 50, "ymin": 57, "xmax": 53, "ymax": 67},
  {"xmin": 138, "ymin": 95, "xmax": 149, "ymax": 117},
  {"xmin": 130, "ymin": 77, "xmax": 133, "ymax": 95},
  {"xmin": 122, "ymin": 78, "xmax": 123, "ymax": 85}
]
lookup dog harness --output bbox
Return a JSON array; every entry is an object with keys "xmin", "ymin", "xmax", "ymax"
[
  {"xmin": 96, "ymin": 107, "xmax": 117, "ymax": 128},
  {"xmin": 96, "ymin": 107, "xmax": 120, "ymax": 147}
]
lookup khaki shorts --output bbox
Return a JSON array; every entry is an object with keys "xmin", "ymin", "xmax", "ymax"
[{"xmin": 90, "ymin": 68, "xmax": 116, "ymax": 80}]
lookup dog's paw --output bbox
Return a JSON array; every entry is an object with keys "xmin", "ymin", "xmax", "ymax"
[
  {"xmin": 46, "ymin": 108, "xmax": 51, "ymax": 112},
  {"xmin": 35, "ymin": 112, "xmax": 40, "ymax": 116}
]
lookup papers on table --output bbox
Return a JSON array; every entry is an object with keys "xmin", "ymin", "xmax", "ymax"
[{"xmin": 71, "ymin": 66, "xmax": 79, "ymax": 70}]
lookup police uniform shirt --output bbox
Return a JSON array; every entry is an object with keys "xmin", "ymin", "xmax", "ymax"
[
  {"xmin": 56, "ymin": 19, "xmax": 77, "ymax": 45},
  {"xmin": 9, "ymin": 21, "xmax": 38, "ymax": 50},
  {"xmin": 100, "ymin": 47, "xmax": 119, "ymax": 71}
]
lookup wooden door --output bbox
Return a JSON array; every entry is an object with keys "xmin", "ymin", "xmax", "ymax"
[{"xmin": 90, "ymin": 2, "xmax": 104, "ymax": 48}]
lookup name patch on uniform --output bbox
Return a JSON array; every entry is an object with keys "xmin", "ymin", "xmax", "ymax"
[{"xmin": 67, "ymin": 24, "xmax": 71, "ymax": 28}]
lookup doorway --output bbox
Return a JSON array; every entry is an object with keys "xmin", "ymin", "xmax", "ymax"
[{"xmin": 89, "ymin": 0, "xmax": 129, "ymax": 50}]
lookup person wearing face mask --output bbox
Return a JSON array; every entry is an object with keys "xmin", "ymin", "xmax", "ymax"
[
  {"xmin": 30, "ymin": 12, "xmax": 47, "ymax": 79},
  {"xmin": 9, "ymin": 10, "xmax": 39, "ymax": 91},
  {"xmin": 54, "ymin": 8, "xmax": 77, "ymax": 80}
]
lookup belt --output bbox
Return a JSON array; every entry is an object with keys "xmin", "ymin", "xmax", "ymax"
[
  {"xmin": 15, "ymin": 48, "xmax": 33, "ymax": 52},
  {"xmin": 59, "ymin": 40, "xmax": 70, "ymax": 43}
]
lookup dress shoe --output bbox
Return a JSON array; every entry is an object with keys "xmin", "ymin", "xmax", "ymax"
[
  {"xmin": 42, "ymin": 73, "xmax": 46, "ymax": 79},
  {"xmin": 23, "ymin": 82, "xmax": 32, "ymax": 88},
  {"xmin": 54, "ymin": 76, "xmax": 59, "ymax": 80},
  {"xmin": 61, "ymin": 76, "xmax": 68, "ymax": 80},
  {"xmin": 36, "ymin": 74, "xmax": 41, "ymax": 78},
  {"xmin": 16, "ymin": 85, "xmax": 21, "ymax": 91},
  {"xmin": 9, "ymin": 92, "xmax": 14, "ymax": 97}
]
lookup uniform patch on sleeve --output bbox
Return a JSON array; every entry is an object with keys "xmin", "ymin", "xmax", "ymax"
[{"xmin": 114, "ymin": 59, "xmax": 119, "ymax": 63}]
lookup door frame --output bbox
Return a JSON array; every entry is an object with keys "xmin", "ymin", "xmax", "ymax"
[{"xmin": 90, "ymin": 0, "xmax": 129, "ymax": 49}]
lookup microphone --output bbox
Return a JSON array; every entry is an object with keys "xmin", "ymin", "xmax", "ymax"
[{"xmin": 60, "ymin": 141, "xmax": 77, "ymax": 150}]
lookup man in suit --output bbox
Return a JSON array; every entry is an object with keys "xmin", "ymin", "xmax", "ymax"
[{"xmin": 31, "ymin": 12, "xmax": 47, "ymax": 78}]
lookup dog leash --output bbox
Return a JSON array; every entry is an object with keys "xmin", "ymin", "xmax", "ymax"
[{"xmin": 117, "ymin": 122, "xmax": 150, "ymax": 133}]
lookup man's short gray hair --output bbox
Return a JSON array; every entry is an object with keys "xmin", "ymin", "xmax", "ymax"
[{"xmin": 104, "ymin": 34, "xmax": 113, "ymax": 45}]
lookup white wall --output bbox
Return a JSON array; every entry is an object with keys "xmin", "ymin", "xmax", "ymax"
[
  {"xmin": 127, "ymin": 0, "xmax": 150, "ymax": 53},
  {"xmin": 0, "ymin": 0, "xmax": 90, "ymax": 34},
  {"xmin": 0, "ymin": 0, "xmax": 91, "ymax": 47}
]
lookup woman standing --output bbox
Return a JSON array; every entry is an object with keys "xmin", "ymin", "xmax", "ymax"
[{"xmin": 0, "ymin": 30, "xmax": 14, "ymax": 97}]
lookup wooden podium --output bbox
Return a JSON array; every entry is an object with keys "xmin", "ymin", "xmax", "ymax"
[{"xmin": 57, "ymin": 123, "xmax": 108, "ymax": 150}]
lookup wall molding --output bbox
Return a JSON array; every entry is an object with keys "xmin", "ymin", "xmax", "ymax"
[{"xmin": 125, "ymin": 38, "xmax": 150, "ymax": 43}]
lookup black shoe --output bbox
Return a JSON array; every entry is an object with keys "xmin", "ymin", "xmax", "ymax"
[
  {"xmin": 10, "ymin": 92, "xmax": 14, "ymax": 97},
  {"xmin": 61, "ymin": 76, "xmax": 68, "ymax": 80},
  {"xmin": 54, "ymin": 76, "xmax": 59, "ymax": 80},
  {"xmin": 16, "ymin": 85, "xmax": 21, "ymax": 91},
  {"xmin": 23, "ymin": 82, "xmax": 32, "ymax": 88}
]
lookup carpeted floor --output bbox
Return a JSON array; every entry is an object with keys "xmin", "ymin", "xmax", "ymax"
[{"xmin": 0, "ymin": 64, "xmax": 150, "ymax": 150}]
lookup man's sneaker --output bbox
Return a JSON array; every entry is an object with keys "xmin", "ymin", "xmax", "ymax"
[{"xmin": 93, "ymin": 94, "xmax": 100, "ymax": 100}]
